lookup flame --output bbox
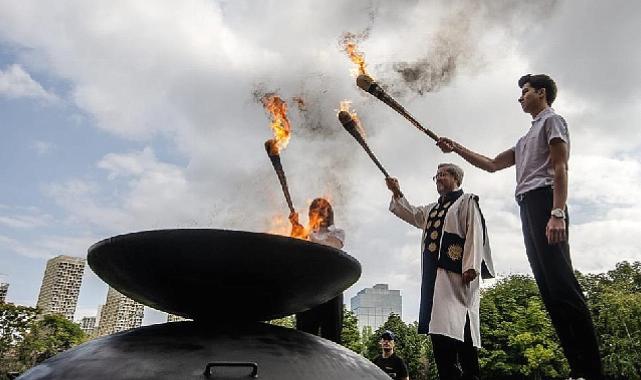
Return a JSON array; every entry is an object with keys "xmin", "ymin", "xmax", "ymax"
[
  {"xmin": 340, "ymin": 32, "xmax": 369, "ymax": 77},
  {"xmin": 262, "ymin": 95, "xmax": 291, "ymax": 154},
  {"xmin": 268, "ymin": 196, "xmax": 334, "ymax": 241}
]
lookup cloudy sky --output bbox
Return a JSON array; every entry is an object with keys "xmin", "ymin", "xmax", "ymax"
[{"xmin": 1, "ymin": 0, "xmax": 640, "ymax": 325}]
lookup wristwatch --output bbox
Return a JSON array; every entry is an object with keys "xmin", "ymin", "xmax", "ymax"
[{"xmin": 550, "ymin": 208, "xmax": 566, "ymax": 219}]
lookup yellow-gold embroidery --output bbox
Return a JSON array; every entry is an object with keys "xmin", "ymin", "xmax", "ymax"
[{"xmin": 447, "ymin": 244, "xmax": 463, "ymax": 261}]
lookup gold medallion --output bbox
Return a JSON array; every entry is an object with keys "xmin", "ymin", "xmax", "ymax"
[
  {"xmin": 443, "ymin": 201, "xmax": 451, "ymax": 208},
  {"xmin": 430, "ymin": 210, "xmax": 438, "ymax": 218},
  {"xmin": 447, "ymin": 244, "xmax": 463, "ymax": 261},
  {"xmin": 430, "ymin": 231, "xmax": 439, "ymax": 240},
  {"xmin": 428, "ymin": 242, "xmax": 437, "ymax": 252},
  {"xmin": 434, "ymin": 220, "xmax": 441, "ymax": 228},
  {"xmin": 426, "ymin": 220, "xmax": 432, "ymax": 229},
  {"xmin": 438, "ymin": 210, "xmax": 445, "ymax": 217}
]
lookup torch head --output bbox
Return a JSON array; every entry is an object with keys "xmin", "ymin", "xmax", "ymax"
[
  {"xmin": 338, "ymin": 110, "xmax": 359, "ymax": 135},
  {"xmin": 264, "ymin": 139, "xmax": 279, "ymax": 157},
  {"xmin": 356, "ymin": 74, "xmax": 375, "ymax": 92}
]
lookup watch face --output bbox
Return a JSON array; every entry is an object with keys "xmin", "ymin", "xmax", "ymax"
[{"xmin": 551, "ymin": 209, "xmax": 565, "ymax": 218}]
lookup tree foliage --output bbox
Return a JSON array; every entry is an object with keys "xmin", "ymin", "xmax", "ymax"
[
  {"xmin": 479, "ymin": 275, "xmax": 569, "ymax": 379},
  {"xmin": 577, "ymin": 261, "xmax": 641, "ymax": 379},
  {"xmin": 16, "ymin": 314, "xmax": 87, "ymax": 369},
  {"xmin": 341, "ymin": 308, "xmax": 363, "ymax": 353},
  {"xmin": 0, "ymin": 305, "xmax": 87, "ymax": 379},
  {"xmin": 0, "ymin": 304, "xmax": 38, "ymax": 378}
]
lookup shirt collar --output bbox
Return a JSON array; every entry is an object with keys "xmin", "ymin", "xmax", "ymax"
[{"xmin": 532, "ymin": 107, "xmax": 554, "ymax": 124}]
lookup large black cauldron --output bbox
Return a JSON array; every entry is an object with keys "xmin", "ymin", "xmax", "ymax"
[{"xmin": 18, "ymin": 229, "xmax": 389, "ymax": 379}]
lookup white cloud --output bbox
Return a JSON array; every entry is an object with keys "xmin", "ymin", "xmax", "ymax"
[
  {"xmin": 1, "ymin": 0, "xmax": 640, "ymax": 323},
  {"xmin": 0, "ymin": 64, "xmax": 58, "ymax": 101}
]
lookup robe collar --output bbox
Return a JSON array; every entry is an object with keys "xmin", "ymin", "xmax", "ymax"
[{"xmin": 439, "ymin": 189, "xmax": 463, "ymax": 204}]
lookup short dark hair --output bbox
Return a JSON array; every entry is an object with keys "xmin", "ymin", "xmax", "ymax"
[{"xmin": 518, "ymin": 74, "xmax": 557, "ymax": 105}]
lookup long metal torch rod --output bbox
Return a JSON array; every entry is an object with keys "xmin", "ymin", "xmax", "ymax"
[
  {"xmin": 265, "ymin": 142, "xmax": 295, "ymax": 214},
  {"xmin": 357, "ymin": 75, "xmax": 439, "ymax": 142},
  {"xmin": 338, "ymin": 111, "xmax": 390, "ymax": 179}
]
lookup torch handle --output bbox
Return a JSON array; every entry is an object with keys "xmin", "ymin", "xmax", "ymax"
[
  {"xmin": 368, "ymin": 83, "xmax": 439, "ymax": 142},
  {"xmin": 354, "ymin": 135, "xmax": 391, "ymax": 179},
  {"xmin": 338, "ymin": 111, "xmax": 390, "ymax": 179},
  {"xmin": 275, "ymin": 167, "xmax": 296, "ymax": 214},
  {"xmin": 266, "ymin": 152, "xmax": 296, "ymax": 214}
]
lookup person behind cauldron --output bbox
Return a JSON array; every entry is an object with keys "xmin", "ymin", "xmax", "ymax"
[
  {"xmin": 372, "ymin": 330, "xmax": 410, "ymax": 380},
  {"xmin": 289, "ymin": 197, "xmax": 345, "ymax": 343}
]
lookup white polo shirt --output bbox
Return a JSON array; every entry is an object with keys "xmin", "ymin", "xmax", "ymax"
[{"xmin": 512, "ymin": 107, "xmax": 570, "ymax": 197}]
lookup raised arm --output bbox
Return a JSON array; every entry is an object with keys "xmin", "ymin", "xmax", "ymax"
[
  {"xmin": 385, "ymin": 177, "xmax": 429, "ymax": 229},
  {"xmin": 437, "ymin": 138, "xmax": 515, "ymax": 173}
]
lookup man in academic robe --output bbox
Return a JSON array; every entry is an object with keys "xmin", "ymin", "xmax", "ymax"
[{"xmin": 386, "ymin": 163, "xmax": 494, "ymax": 380}]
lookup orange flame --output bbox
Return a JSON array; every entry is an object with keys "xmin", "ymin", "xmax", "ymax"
[
  {"xmin": 262, "ymin": 95, "xmax": 291, "ymax": 154},
  {"xmin": 340, "ymin": 32, "xmax": 369, "ymax": 77},
  {"xmin": 268, "ymin": 196, "xmax": 334, "ymax": 241}
]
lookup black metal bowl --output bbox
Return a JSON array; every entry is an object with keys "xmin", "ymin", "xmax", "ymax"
[
  {"xmin": 87, "ymin": 229, "xmax": 361, "ymax": 321},
  {"xmin": 17, "ymin": 322, "xmax": 389, "ymax": 380}
]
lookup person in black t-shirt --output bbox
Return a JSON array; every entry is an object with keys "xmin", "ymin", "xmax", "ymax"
[{"xmin": 372, "ymin": 330, "xmax": 409, "ymax": 380}]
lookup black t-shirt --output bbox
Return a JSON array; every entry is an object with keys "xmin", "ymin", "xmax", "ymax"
[{"xmin": 373, "ymin": 353, "xmax": 409, "ymax": 379}]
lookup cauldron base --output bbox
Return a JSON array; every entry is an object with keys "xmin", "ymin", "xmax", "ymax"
[{"xmin": 18, "ymin": 321, "xmax": 389, "ymax": 380}]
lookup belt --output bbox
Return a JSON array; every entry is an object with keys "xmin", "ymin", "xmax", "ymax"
[{"xmin": 516, "ymin": 185, "xmax": 552, "ymax": 203}]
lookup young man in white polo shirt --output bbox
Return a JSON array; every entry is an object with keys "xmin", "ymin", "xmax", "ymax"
[{"xmin": 436, "ymin": 74, "xmax": 602, "ymax": 380}]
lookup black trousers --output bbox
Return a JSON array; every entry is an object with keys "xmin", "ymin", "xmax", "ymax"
[
  {"xmin": 296, "ymin": 294, "xmax": 343, "ymax": 344},
  {"xmin": 431, "ymin": 315, "xmax": 479, "ymax": 380},
  {"xmin": 518, "ymin": 186, "xmax": 602, "ymax": 379}
]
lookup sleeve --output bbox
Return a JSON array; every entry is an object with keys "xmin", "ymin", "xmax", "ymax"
[
  {"xmin": 309, "ymin": 228, "xmax": 345, "ymax": 250},
  {"xmin": 462, "ymin": 197, "xmax": 483, "ymax": 275},
  {"xmin": 389, "ymin": 196, "xmax": 431, "ymax": 230},
  {"xmin": 544, "ymin": 114, "xmax": 569, "ymax": 144}
]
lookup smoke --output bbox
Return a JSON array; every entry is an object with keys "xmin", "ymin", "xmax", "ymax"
[{"xmin": 365, "ymin": 0, "xmax": 559, "ymax": 97}]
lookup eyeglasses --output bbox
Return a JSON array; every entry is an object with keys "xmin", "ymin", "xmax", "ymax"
[{"xmin": 432, "ymin": 172, "xmax": 450, "ymax": 182}]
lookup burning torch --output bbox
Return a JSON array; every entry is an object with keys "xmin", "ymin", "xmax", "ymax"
[
  {"xmin": 356, "ymin": 74, "xmax": 439, "ymax": 142},
  {"xmin": 338, "ymin": 107, "xmax": 391, "ymax": 179},
  {"xmin": 264, "ymin": 139, "xmax": 295, "ymax": 214}
]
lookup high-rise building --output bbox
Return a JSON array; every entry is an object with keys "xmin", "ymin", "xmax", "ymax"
[
  {"xmin": 79, "ymin": 316, "xmax": 97, "ymax": 335},
  {"xmin": 0, "ymin": 282, "xmax": 8, "ymax": 303},
  {"xmin": 95, "ymin": 287, "xmax": 144, "ymax": 337},
  {"xmin": 350, "ymin": 283, "xmax": 402, "ymax": 331},
  {"xmin": 36, "ymin": 255, "xmax": 85, "ymax": 320}
]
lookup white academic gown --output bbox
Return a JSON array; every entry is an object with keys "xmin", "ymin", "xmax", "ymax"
[{"xmin": 389, "ymin": 191, "xmax": 494, "ymax": 348}]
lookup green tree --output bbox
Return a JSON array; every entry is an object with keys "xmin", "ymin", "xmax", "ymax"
[
  {"xmin": 361, "ymin": 325, "xmax": 373, "ymax": 355},
  {"xmin": 268, "ymin": 315, "xmax": 295, "ymax": 328},
  {"xmin": 577, "ymin": 262, "xmax": 641, "ymax": 379},
  {"xmin": 0, "ymin": 304, "xmax": 38, "ymax": 379},
  {"xmin": 15, "ymin": 314, "xmax": 87, "ymax": 372},
  {"xmin": 341, "ymin": 307, "xmax": 363, "ymax": 353},
  {"xmin": 479, "ymin": 275, "xmax": 569, "ymax": 379}
]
